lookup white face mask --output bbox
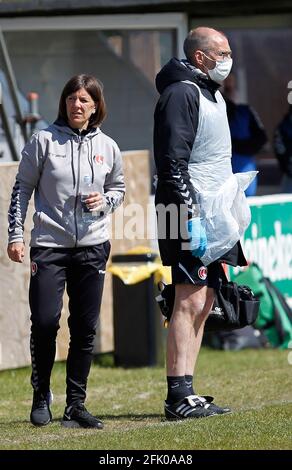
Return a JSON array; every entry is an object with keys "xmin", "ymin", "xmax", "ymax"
[{"xmin": 203, "ymin": 53, "xmax": 233, "ymax": 84}]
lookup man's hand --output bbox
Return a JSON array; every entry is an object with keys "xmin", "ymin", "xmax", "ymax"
[
  {"xmin": 7, "ymin": 242, "xmax": 25, "ymax": 263},
  {"xmin": 187, "ymin": 217, "xmax": 207, "ymax": 258}
]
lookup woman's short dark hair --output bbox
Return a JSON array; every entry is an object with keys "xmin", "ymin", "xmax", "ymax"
[{"xmin": 58, "ymin": 74, "xmax": 106, "ymax": 127}]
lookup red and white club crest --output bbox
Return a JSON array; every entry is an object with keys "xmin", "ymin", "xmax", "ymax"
[
  {"xmin": 198, "ymin": 266, "xmax": 207, "ymax": 280},
  {"xmin": 95, "ymin": 154, "xmax": 104, "ymax": 165},
  {"xmin": 31, "ymin": 261, "xmax": 38, "ymax": 276}
]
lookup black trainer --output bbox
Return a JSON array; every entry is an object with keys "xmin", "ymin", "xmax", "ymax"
[
  {"xmin": 165, "ymin": 395, "xmax": 216, "ymax": 420},
  {"xmin": 30, "ymin": 390, "xmax": 52, "ymax": 426},
  {"xmin": 61, "ymin": 403, "xmax": 104, "ymax": 429},
  {"xmin": 200, "ymin": 395, "xmax": 232, "ymax": 415}
]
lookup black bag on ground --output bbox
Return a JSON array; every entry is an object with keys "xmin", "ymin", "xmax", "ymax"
[
  {"xmin": 203, "ymin": 325, "xmax": 269, "ymax": 350},
  {"xmin": 231, "ymin": 263, "xmax": 292, "ymax": 348},
  {"xmin": 156, "ymin": 265, "xmax": 260, "ymax": 331},
  {"xmin": 205, "ymin": 276, "xmax": 260, "ymax": 331}
]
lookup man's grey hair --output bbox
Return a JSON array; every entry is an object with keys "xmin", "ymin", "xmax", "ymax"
[{"xmin": 183, "ymin": 28, "xmax": 226, "ymax": 63}]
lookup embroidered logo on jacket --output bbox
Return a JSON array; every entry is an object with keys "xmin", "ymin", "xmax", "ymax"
[
  {"xmin": 95, "ymin": 155, "xmax": 104, "ymax": 165},
  {"xmin": 31, "ymin": 261, "xmax": 38, "ymax": 276},
  {"xmin": 198, "ymin": 266, "xmax": 208, "ymax": 280}
]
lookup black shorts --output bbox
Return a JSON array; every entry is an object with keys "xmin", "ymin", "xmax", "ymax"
[{"xmin": 171, "ymin": 252, "xmax": 221, "ymax": 289}]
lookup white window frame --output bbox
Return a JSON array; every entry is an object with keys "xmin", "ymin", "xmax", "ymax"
[
  {"xmin": 190, "ymin": 13, "xmax": 292, "ymax": 29},
  {"xmin": 0, "ymin": 12, "xmax": 188, "ymax": 58}
]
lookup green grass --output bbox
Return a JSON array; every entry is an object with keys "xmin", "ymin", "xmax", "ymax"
[{"xmin": 0, "ymin": 348, "xmax": 291, "ymax": 450}]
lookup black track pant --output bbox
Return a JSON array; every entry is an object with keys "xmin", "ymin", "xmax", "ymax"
[{"xmin": 29, "ymin": 242, "xmax": 110, "ymax": 406}]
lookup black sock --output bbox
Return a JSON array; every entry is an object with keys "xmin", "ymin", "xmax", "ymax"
[
  {"xmin": 166, "ymin": 376, "xmax": 189, "ymax": 404},
  {"xmin": 185, "ymin": 375, "xmax": 195, "ymax": 395}
]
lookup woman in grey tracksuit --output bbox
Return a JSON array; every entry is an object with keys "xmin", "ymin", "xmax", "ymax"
[{"xmin": 7, "ymin": 74, "xmax": 125, "ymax": 429}]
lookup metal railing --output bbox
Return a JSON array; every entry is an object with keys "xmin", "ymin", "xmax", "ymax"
[{"xmin": 0, "ymin": 29, "xmax": 33, "ymax": 161}]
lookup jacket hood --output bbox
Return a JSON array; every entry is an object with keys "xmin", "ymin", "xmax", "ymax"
[
  {"xmin": 53, "ymin": 117, "xmax": 101, "ymax": 138},
  {"xmin": 155, "ymin": 58, "xmax": 220, "ymax": 95}
]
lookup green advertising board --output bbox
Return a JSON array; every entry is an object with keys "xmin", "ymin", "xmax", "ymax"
[{"xmin": 230, "ymin": 194, "xmax": 292, "ymax": 298}]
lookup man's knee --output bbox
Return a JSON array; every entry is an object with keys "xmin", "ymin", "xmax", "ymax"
[{"xmin": 174, "ymin": 284, "xmax": 208, "ymax": 318}]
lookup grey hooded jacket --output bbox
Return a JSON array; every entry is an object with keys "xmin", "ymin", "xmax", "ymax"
[{"xmin": 8, "ymin": 122, "xmax": 125, "ymax": 247}]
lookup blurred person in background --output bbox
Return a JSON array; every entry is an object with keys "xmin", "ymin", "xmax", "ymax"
[
  {"xmin": 273, "ymin": 105, "xmax": 292, "ymax": 193},
  {"xmin": 222, "ymin": 73, "xmax": 268, "ymax": 196}
]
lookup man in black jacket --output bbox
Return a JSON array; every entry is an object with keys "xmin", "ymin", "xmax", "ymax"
[{"xmin": 154, "ymin": 26, "xmax": 248, "ymax": 420}]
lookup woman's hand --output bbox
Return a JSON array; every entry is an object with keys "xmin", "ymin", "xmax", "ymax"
[
  {"xmin": 7, "ymin": 242, "xmax": 25, "ymax": 263},
  {"xmin": 84, "ymin": 192, "xmax": 106, "ymax": 211}
]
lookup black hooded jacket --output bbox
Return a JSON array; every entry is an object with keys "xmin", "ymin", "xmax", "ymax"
[
  {"xmin": 154, "ymin": 58, "xmax": 220, "ymax": 218},
  {"xmin": 153, "ymin": 58, "xmax": 246, "ymax": 267}
]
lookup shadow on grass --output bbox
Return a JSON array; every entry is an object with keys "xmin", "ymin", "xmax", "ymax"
[
  {"xmin": 0, "ymin": 413, "xmax": 164, "ymax": 426},
  {"xmin": 97, "ymin": 413, "xmax": 163, "ymax": 420}
]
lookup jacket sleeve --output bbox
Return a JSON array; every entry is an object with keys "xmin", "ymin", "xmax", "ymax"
[
  {"xmin": 273, "ymin": 117, "xmax": 292, "ymax": 176},
  {"xmin": 154, "ymin": 82, "xmax": 199, "ymax": 218},
  {"xmin": 232, "ymin": 106, "xmax": 267, "ymax": 155},
  {"xmin": 8, "ymin": 134, "xmax": 44, "ymax": 243},
  {"xmin": 274, "ymin": 126, "xmax": 286, "ymax": 157},
  {"xmin": 103, "ymin": 142, "xmax": 125, "ymax": 214}
]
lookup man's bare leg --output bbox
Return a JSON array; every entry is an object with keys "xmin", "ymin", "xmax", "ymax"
[
  {"xmin": 166, "ymin": 285, "xmax": 213, "ymax": 377},
  {"xmin": 185, "ymin": 287, "xmax": 215, "ymax": 377},
  {"xmin": 164, "ymin": 284, "xmax": 217, "ymax": 418},
  {"xmin": 183, "ymin": 287, "xmax": 231, "ymax": 414}
]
